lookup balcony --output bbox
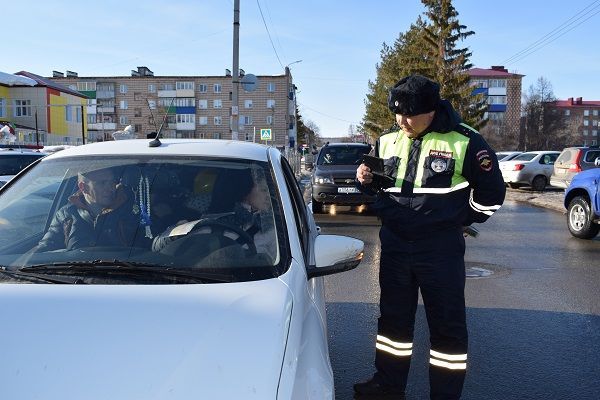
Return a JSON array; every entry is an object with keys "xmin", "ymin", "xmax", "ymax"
[
  {"xmin": 96, "ymin": 91, "xmax": 115, "ymax": 99},
  {"xmin": 88, "ymin": 122, "xmax": 116, "ymax": 130},
  {"xmin": 176, "ymin": 122, "xmax": 195, "ymax": 130},
  {"xmin": 97, "ymin": 106, "xmax": 115, "ymax": 113},
  {"xmin": 158, "ymin": 90, "xmax": 176, "ymax": 98},
  {"xmin": 176, "ymin": 89, "xmax": 194, "ymax": 97}
]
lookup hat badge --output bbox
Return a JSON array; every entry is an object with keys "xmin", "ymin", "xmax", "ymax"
[{"xmin": 394, "ymin": 100, "xmax": 399, "ymax": 107}]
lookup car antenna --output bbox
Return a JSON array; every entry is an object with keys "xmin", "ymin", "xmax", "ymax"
[
  {"xmin": 145, "ymin": 98, "xmax": 160, "ymax": 133},
  {"xmin": 149, "ymin": 97, "xmax": 175, "ymax": 148}
]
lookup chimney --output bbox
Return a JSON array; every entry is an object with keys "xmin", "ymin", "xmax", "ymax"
[
  {"xmin": 131, "ymin": 70, "xmax": 141, "ymax": 77},
  {"xmin": 239, "ymin": 68, "xmax": 245, "ymax": 77},
  {"xmin": 52, "ymin": 71, "xmax": 64, "ymax": 78},
  {"xmin": 137, "ymin": 66, "xmax": 153, "ymax": 76},
  {"xmin": 66, "ymin": 70, "xmax": 78, "ymax": 78},
  {"xmin": 568, "ymin": 97, "xmax": 574, "ymax": 105},
  {"xmin": 491, "ymin": 65, "xmax": 508, "ymax": 72},
  {"xmin": 575, "ymin": 97, "xmax": 583, "ymax": 105},
  {"xmin": 225, "ymin": 69, "xmax": 231, "ymax": 76}
]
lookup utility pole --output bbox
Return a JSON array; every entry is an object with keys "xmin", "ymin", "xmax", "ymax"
[
  {"xmin": 231, "ymin": 0, "xmax": 240, "ymax": 140},
  {"xmin": 80, "ymin": 105, "xmax": 86, "ymax": 145}
]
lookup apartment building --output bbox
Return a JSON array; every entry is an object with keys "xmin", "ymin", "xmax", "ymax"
[
  {"xmin": 50, "ymin": 66, "xmax": 299, "ymax": 149},
  {"xmin": 468, "ymin": 66, "xmax": 523, "ymax": 146},
  {"xmin": 546, "ymin": 97, "xmax": 600, "ymax": 146},
  {"xmin": 0, "ymin": 71, "xmax": 88, "ymax": 145}
]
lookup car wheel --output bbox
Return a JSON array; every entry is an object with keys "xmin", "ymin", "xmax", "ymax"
[
  {"xmin": 508, "ymin": 183, "xmax": 521, "ymax": 189},
  {"xmin": 567, "ymin": 196, "xmax": 600, "ymax": 239},
  {"xmin": 312, "ymin": 198, "xmax": 324, "ymax": 214},
  {"xmin": 531, "ymin": 175, "xmax": 547, "ymax": 191}
]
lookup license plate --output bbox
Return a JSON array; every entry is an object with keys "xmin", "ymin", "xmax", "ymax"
[
  {"xmin": 558, "ymin": 169, "xmax": 566, "ymax": 174},
  {"xmin": 338, "ymin": 187, "xmax": 359, "ymax": 194}
]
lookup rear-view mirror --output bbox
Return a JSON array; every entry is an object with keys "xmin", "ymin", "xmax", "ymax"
[{"xmin": 307, "ymin": 234, "xmax": 364, "ymax": 279}]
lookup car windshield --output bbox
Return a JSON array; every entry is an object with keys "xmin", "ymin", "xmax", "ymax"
[
  {"xmin": 0, "ymin": 153, "xmax": 44, "ymax": 175},
  {"xmin": 0, "ymin": 155, "xmax": 286, "ymax": 283},
  {"xmin": 317, "ymin": 145, "xmax": 370, "ymax": 166},
  {"xmin": 512, "ymin": 153, "xmax": 538, "ymax": 162}
]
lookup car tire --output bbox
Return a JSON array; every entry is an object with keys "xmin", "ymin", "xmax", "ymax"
[
  {"xmin": 531, "ymin": 175, "xmax": 547, "ymax": 191},
  {"xmin": 312, "ymin": 198, "xmax": 324, "ymax": 214},
  {"xmin": 508, "ymin": 183, "xmax": 521, "ymax": 189},
  {"xmin": 567, "ymin": 196, "xmax": 600, "ymax": 239}
]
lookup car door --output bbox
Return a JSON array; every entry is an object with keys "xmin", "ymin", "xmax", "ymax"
[{"xmin": 540, "ymin": 153, "xmax": 559, "ymax": 178}]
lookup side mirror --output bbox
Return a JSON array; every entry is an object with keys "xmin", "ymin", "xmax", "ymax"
[{"xmin": 307, "ymin": 234, "xmax": 364, "ymax": 279}]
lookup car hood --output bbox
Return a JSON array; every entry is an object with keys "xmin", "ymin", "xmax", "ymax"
[
  {"xmin": 314, "ymin": 164, "xmax": 359, "ymax": 176},
  {"xmin": 0, "ymin": 279, "xmax": 293, "ymax": 399}
]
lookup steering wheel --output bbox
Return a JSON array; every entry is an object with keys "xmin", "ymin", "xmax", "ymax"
[{"xmin": 159, "ymin": 220, "xmax": 257, "ymax": 259}]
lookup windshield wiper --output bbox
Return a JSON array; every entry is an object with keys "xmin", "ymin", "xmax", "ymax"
[
  {"xmin": 0, "ymin": 268, "xmax": 85, "ymax": 284},
  {"xmin": 19, "ymin": 260, "xmax": 234, "ymax": 284}
]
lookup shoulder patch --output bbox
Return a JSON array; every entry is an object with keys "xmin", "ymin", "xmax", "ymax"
[{"xmin": 477, "ymin": 149, "xmax": 493, "ymax": 172}]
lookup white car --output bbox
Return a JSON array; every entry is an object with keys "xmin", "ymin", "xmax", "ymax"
[
  {"xmin": 0, "ymin": 147, "xmax": 46, "ymax": 188},
  {"xmin": 500, "ymin": 151, "xmax": 560, "ymax": 191},
  {"xmin": 0, "ymin": 139, "xmax": 364, "ymax": 399},
  {"xmin": 495, "ymin": 151, "xmax": 522, "ymax": 162}
]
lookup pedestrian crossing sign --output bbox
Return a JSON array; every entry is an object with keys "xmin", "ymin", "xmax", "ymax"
[{"xmin": 260, "ymin": 128, "xmax": 272, "ymax": 141}]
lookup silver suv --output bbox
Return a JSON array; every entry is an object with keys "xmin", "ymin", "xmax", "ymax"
[{"xmin": 550, "ymin": 146, "xmax": 600, "ymax": 189}]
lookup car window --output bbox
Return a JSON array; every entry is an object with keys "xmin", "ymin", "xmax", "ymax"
[
  {"xmin": 555, "ymin": 149, "xmax": 576, "ymax": 165},
  {"xmin": 513, "ymin": 153, "xmax": 537, "ymax": 162},
  {"xmin": 584, "ymin": 150, "xmax": 600, "ymax": 163},
  {"xmin": 281, "ymin": 156, "xmax": 309, "ymax": 261},
  {"xmin": 0, "ymin": 156, "xmax": 288, "ymax": 283},
  {"xmin": 540, "ymin": 154, "xmax": 558, "ymax": 165},
  {"xmin": 317, "ymin": 145, "xmax": 370, "ymax": 166},
  {"xmin": 0, "ymin": 153, "xmax": 44, "ymax": 175}
]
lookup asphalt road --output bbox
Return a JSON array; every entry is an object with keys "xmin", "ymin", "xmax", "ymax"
[{"xmin": 316, "ymin": 201, "xmax": 600, "ymax": 400}]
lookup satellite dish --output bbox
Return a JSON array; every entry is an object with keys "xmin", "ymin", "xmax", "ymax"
[{"xmin": 241, "ymin": 74, "xmax": 258, "ymax": 92}]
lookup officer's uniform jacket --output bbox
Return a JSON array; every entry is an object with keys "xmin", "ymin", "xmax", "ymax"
[{"xmin": 363, "ymin": 100, "xmax": 505, "ymax": 238}]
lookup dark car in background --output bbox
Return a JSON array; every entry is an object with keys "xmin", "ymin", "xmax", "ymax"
[
  {"xmin": 564, "ymin": 168, "xmax": 600, "ymax": 239},
  {"xmin": 550, "ymin": 145, "xmax": 600, "ymax": 189},
  {"xmin": 311, "ymin": 143, "xmax": 374, "ymax": 213},
  {"xmin": 0, "ymin": 148, "xmax": 46, "ymax": 188}
]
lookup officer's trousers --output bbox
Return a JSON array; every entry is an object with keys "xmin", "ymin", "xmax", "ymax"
[{"xmin": 374, "ymin": 225, "xmax": 468, "ymax": 400}]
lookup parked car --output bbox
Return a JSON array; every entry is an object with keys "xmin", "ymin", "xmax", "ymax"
[
  {"xmin": 311, "ymin": 142, "xmax": 375, "ymax": 213},
  {"xmin": 495, "ymin": 151, "xmax": 522, "ymax": 162},
  {"xmin": 564, "ymin": 168, "xmax": 600, "ymax": 239},
  {"xmin": 500, "ymin": 151, "xmax": 560, "ymax": 191},
  {"xmin": 0, "ymin": 139, "xmax": 364, "ymax": 399},
  {"xmin": 550, "ymin": 145, "xmax": 600, "ymax": 189},
  {"xmin": 0, "ymin": 147, "xmax": 46, "ymax": 188}
]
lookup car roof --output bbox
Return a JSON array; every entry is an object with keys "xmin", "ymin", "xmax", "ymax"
[
  {"xmin": 0, "ymin": 150, "xmax": 47, "ymax": 156},
  {"xmin": 43, "ymin": 139, "xmax": 271, "ymax": 162}
]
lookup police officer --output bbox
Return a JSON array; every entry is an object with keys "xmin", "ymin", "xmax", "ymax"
[{"xmin": 354, "ymin": 74, "xmax": 505, "ymax": 399}]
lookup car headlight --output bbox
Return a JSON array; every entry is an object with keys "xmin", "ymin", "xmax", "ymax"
[{"xmin": 314, "ymin": 176, "xmax": 333, "ymax": 184}]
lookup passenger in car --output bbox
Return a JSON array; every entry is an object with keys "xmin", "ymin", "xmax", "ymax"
[{"xmin": 36, "ymin": 167, "xmax": 141, "ymax": 252}]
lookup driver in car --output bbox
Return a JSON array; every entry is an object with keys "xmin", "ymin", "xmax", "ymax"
[
  {"xmin": 151, "ymin": 168, "xmax": 276, "ymax": 260},
  {"xmin": 36, "ymin": 168, "xmax": 141, "ymax": 252}
]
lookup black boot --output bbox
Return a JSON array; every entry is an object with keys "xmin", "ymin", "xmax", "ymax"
[{"xmin": 353, "ymin": 377, "xmax": 406, "ymax": 398}]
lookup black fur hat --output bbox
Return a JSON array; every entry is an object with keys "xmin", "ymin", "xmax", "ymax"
[{"xmin": 387, "ymin": 74, "xmax": 440, "ymax": 116}]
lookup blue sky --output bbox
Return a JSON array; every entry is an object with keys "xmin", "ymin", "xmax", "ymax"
[{"xmin": 3, "ymin": 0, "xmax": 599, "ymax": 137}]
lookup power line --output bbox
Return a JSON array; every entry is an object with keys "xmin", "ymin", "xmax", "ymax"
[
  {"xmin": 501, "ymin": 0, "xmax": 600, "ymax": 65},
  {"xmin": 298, "ymin": 102, "xmax": 359, "ymax": 124},
  {"xmin": 256, "ymin": 0, "xmax": 284, "ymax": 69}
]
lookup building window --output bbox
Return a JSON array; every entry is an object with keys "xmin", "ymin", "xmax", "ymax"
[
  {"xmin": 593, "ymin": 140, "xmax": 598, "ymax": 145},
  {"xmin": 213, "ymin": 132, "xmax": 221, "ymax": 139},
  {"xmin": 488, "ymin": 112, "xmax": 505, "ymax": 121},
  {"xmin": 135, "ymin": 124, "xmax": 142, "ymax": 133},
  {"xmin": 176, "ymin": 114, "xmax": 195, "ymax": 124},
  {"xmin": 87, "ymin": 114, "xmax": 96, "ymax": 124},
  {"xmin": 198, "ymin": 84, "xmax": 207, "ymax": 93},
  {"xmin": 583, "ymin": 120, "xmax": 589, "ymax": 126},
  {"xmin": 174, "ymin": 98, "xmax": 195, "ymax": 107},
  {"xmin": 198, "ymin": 99, "xmax": 208, "ymax": 109},
  {"xmin": 267, "ymin": 82, "xmax": 276, "ymax": 92},
  {"xmin": 198, "ymin": 116, "xmax": 208, "ymax": 125},
  {"xmin": 176, "ymin": 81, "xmax": 194, "ymax": 90},
  {"xmin": 148, "ymin": 84, "xmax": 156, "ymax": 93},
  {"xmin": 134, "ymin": 108, "xmax": 142, "ymax": 117},
  {"xmin": 214, "ymin": 84, "xmax": 222, "ymax": 93},
  {"xmin": 471, "ymin": 79, "xmax": 488, "ymax": 88},
  {"xmin": 159, "ymin": 83, "xmax": 175, "ymax": 91},
  {"xmin": 120, "ymin": 116, "xmax": 129, "ymax": 125},
  {"xmin": 583, "ymin": 130, "xmax": 588, "ymax": 136},
  {"xmin": 489, "ymin": 79, "xmax": 507, "ymax": 88},
  {"xmin": 0, "ymin": 98, "xmax": 5, "ymax": 118},
  {"xmin": 214, "ymin": 116, "xmax": 222, "ymax": 125},
  {"xmin": 487, "ymin": 96, "xmax": 507, "ymax": 105},
  {"xmin": 243, "ymin": 115, "xmax": 253, "ymax": 125},
  {"xmin": 148, "ymin": 100, "xmax": 156, "ymax": 109},
  {"xmin": 565, "ymin": 109, "xmax": 570, "ymax": 116},
  {"xmin": 120, "ymin": 84, "xmax": 128, "ymax": 94},
  {"xmin": 76, "ymin": 82, "xmax": 96, "ymax": 91},
  {"xmin": 266, "ymin": 115, "xmax": 273, "ymax": 125},
  {"xmin": 65, "ymin": 105, "xmax": 72, "ymax": 122},
  {"xmin": 593, "ymin": 130, "xmax": 598, "ymax": 136},
  {"xmin": 593, "ymin": 120, "xmax": 598, "ymax": 127},
  {"xmin": 584, "ymin": 110, "xmax": 590, "ymax": 116},
  {"xmin": 14, "ymin": 99, "xmax": 32, "ymax": 117},
  {"xmin": 213, "ymin": 99, "xmax": 222, "ymax": 109},
  {"xmin": 267, "ymin": 99, "xmax": 275, "ymax": 109},
  {"xmin": 120, "ymin": 100, "xmax": 128, "ymax": 109},
  {"xmin": 158, "ymin": 99, "xmax": 175, "ymax": 107},
  {"xmin": 134, "ymin": 92, "xmax": 142, "ymax": 101},
  {"xmin": 76, "ymin": 106, "xmax": 82, "ymax": 123},
  {"xmin": 244, "ymin": 99, "xmax": 253, "ymax": 109},
  {"xmin": 593, "ymin": 110, "xmax": 598, "ymax": 116}
]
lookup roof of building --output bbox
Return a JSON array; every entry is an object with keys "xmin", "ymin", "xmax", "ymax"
[
  {"xmin": 551, "ymin": 99, "xmax": 600, "ymax": 107},
  {"xmin": 0, "ymin": 71, "xmax": 37, "ymax": 87},
  {"xmin": 15, "ymin": 71, "xmax": 88, "ymax": 98},
  {"xmin": 468, "ymin": 67, "xmax": 524, "ymax": 78}
]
